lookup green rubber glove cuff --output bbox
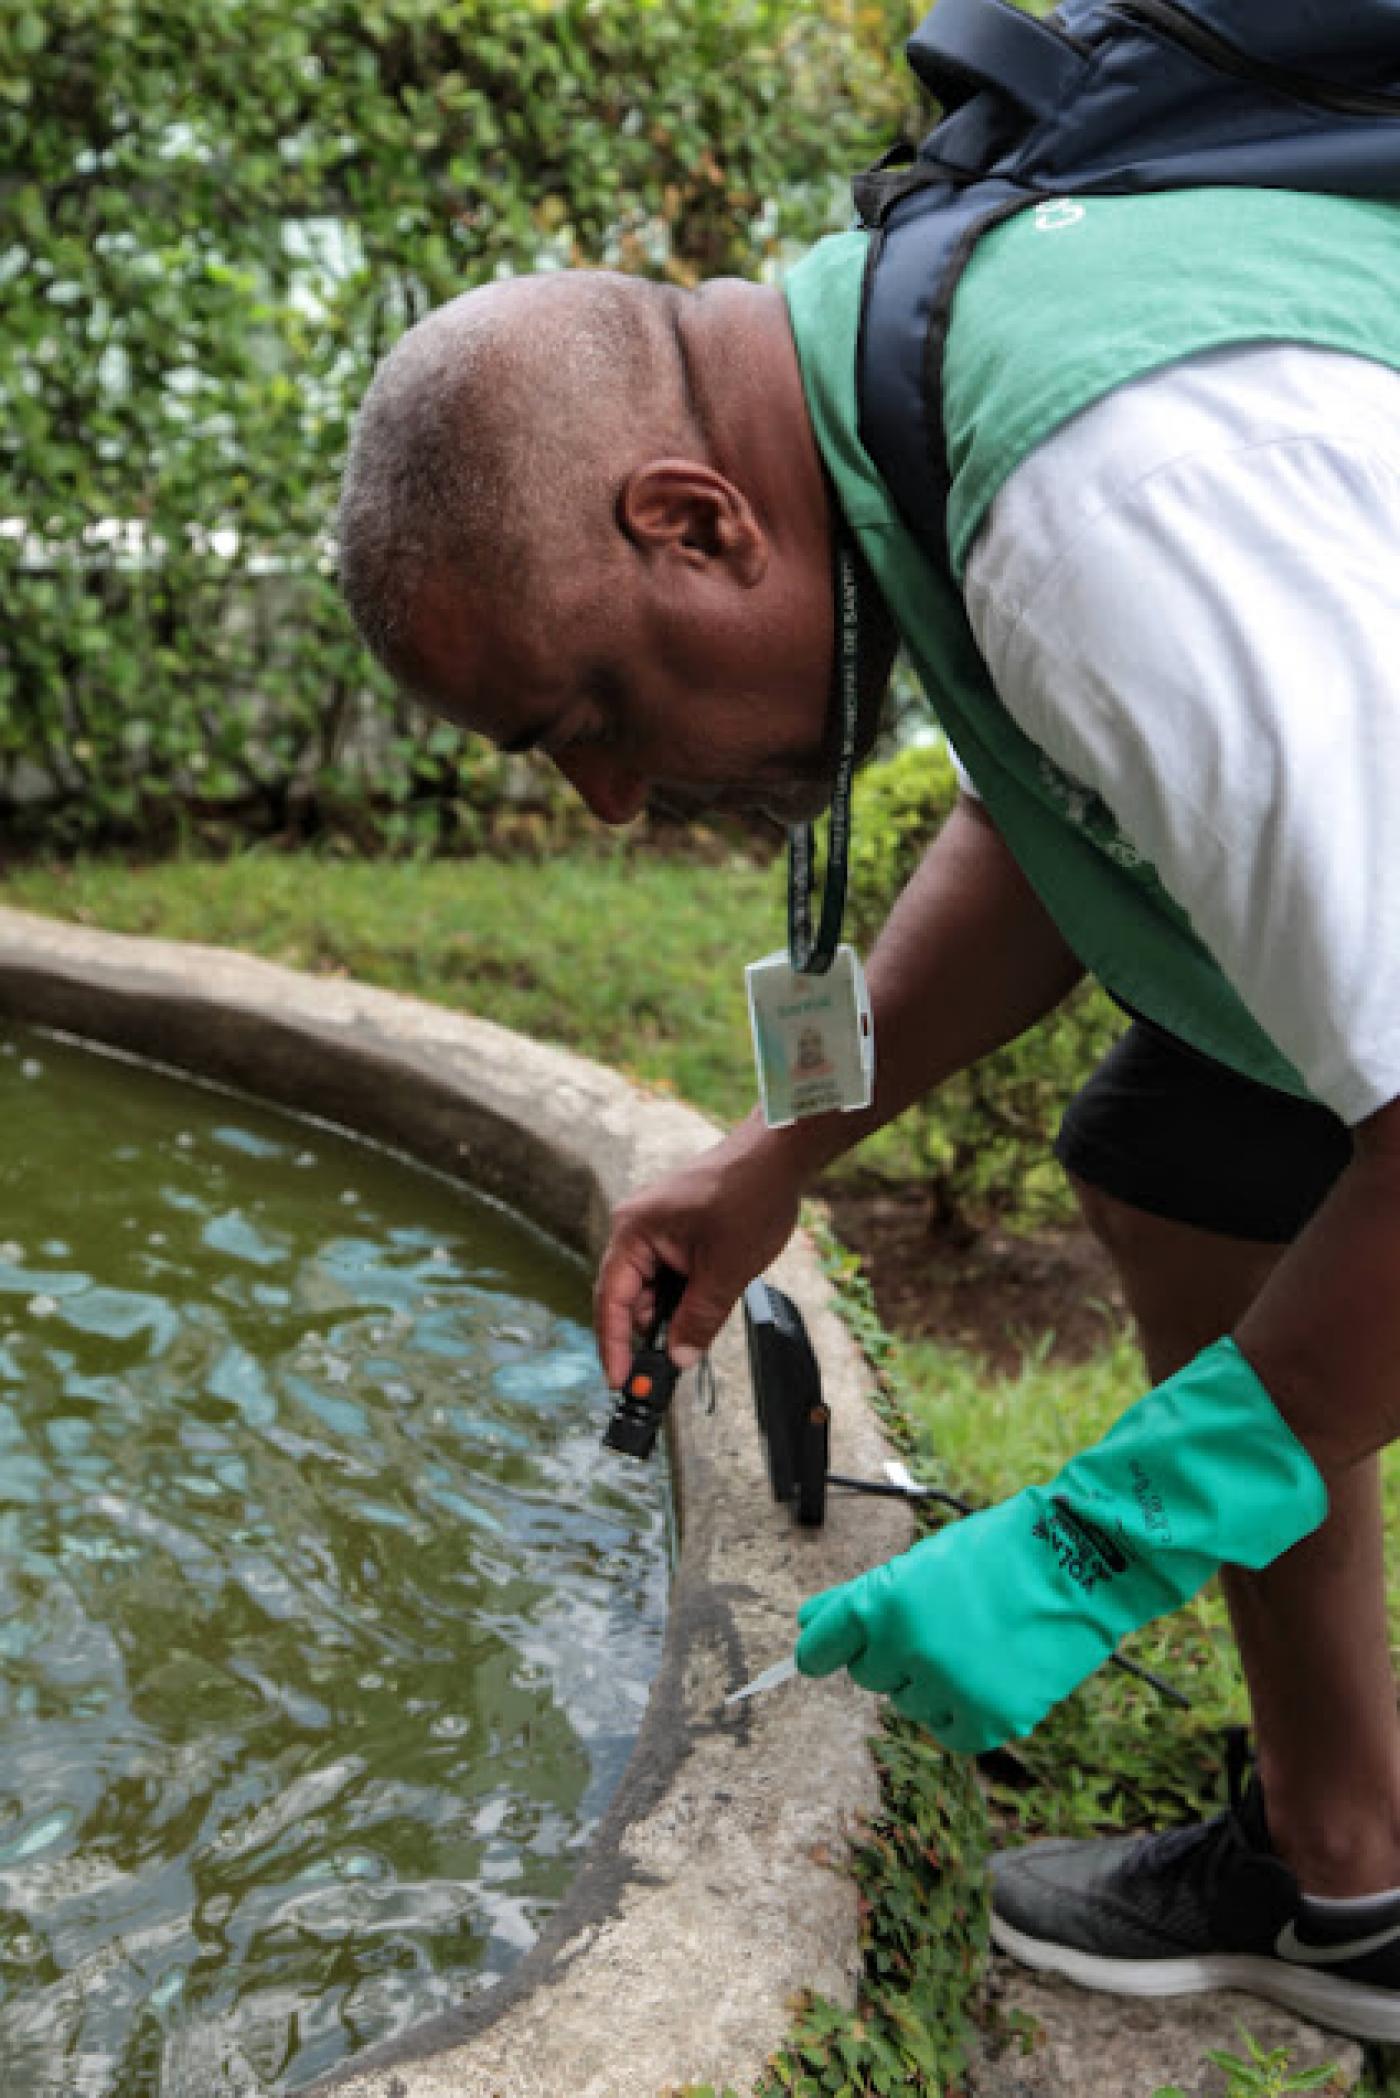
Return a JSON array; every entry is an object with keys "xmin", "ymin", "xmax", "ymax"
[
  {"xmin": 795, "ymin": 1337, "xmax": 1328, "ymax": 1753},
  {"xmin": 1043, "ymin": 1334, "xmax": 1329, "ymax": 1621}
]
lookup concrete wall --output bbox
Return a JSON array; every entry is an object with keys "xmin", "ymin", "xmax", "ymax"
[{"xmin": 0, "ymin": 906, "xmax": 909, "ymax": 2098}]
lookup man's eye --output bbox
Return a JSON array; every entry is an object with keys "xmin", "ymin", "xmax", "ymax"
[{"xmin": 562, "ymin": 720, "xmax": 619, "ymax": 757}]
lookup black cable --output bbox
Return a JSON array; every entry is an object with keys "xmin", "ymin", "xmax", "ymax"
[
  {"xmin": 1107, "ymin": 1651, "xmax": 1191, "ymax": 1708},
  {"xmin": 827, "ymin": 1471, "xmax": 972, "ymax": 1516}
]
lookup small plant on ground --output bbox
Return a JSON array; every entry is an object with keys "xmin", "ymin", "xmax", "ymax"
[{"xmin": 1153, "ymin": 2026, "xmax": 1345, "ymax": 2096}]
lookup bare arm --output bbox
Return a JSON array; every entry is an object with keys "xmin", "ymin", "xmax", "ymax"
[{"xmin": 595, "ymin": 795, "xmax": 1085, "ymax": 1380}]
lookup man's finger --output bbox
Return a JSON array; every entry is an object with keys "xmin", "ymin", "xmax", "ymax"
[
  {"xmin": 665, "ymin": 1273, "xmax": 741, "ymax": 1369},
  {"xmin": 797, "ymin": 1584, "xmax": 842, "ymax": 1629},
  {"xmin": 896, "ymin": 1690, "xmax": 994, "ymax": 1756},
  {"xmin": 794, "ymin": 1589, "xmax": 866, "ymax": 1678},
  {"xmin": 593, "ymin": 1238, "xmax": 653, "ymax": 1387},
  {"xmin": 849, "ymin": 1653, "xmax": 912, "ymax": 1698}
]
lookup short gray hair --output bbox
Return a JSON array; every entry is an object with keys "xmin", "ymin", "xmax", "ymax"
[{"xmin": 337, "ymin": 271, "xmax": 694, "ymax": 687}]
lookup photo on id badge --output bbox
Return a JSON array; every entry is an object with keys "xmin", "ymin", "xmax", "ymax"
[{"xmin": 790, "ymin": 1022, "xmax": 836, "ymax": 1111}]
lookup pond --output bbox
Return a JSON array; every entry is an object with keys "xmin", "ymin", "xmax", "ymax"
[{"xmin": 0, "ymin": 1022, "xmax": 671, "ymax": 2096}]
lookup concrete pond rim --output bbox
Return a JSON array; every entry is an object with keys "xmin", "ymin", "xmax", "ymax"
[{"xmin": 0, "ymin": 905, "xmax": 909, "ymax": 2098}]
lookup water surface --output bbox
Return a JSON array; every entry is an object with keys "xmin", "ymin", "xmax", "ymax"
[{"xmin": 0, "ymin": 1023, "xmax": 670, "ymax": 2095}]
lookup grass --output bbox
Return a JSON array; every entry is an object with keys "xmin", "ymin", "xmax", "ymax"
[{"xmin": 0, "ymin": 845, "xmax": 781, "ymax": 1124}]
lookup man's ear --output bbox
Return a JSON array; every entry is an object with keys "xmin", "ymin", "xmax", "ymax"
[{"xmin": 617, "ymin": 459, "xmax": 768, "ymax": 585}]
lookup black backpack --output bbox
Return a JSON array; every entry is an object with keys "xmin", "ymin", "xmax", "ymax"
[{"xmin": 855, "ymin": 0, "xmax": 1400, "ymax": 568}]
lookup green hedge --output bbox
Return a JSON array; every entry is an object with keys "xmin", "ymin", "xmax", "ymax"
[
  {"xmin": 847, "ymin": 741, "xmax": 1123, "ymax": 1231},
  {"xmin": 1, "ymin": 0, "xmax": 920, "ymax": 849}
]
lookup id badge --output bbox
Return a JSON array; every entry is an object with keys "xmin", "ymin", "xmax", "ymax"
[{"xmin": 745, "ymin": 943, "xmax": 874, "ymax": 1129}]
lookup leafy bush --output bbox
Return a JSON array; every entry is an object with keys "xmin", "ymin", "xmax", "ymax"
[
  {"xmin": 846, "ymin": 740, "xmax": 1123, "ymax": 1232},
  {"xmin": 0, "ymin": 0, "xmax": 922, "ymax": 850}
]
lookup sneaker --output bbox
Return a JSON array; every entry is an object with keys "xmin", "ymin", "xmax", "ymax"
[{"xmin": 989, "ymin": 1740, "xmax": 1400, "ymax": 2042}]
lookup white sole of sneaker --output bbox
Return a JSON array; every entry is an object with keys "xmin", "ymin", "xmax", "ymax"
[{"xmin": 991, "ymin": 1912, "xmax": 1400, "ymax": 2042}]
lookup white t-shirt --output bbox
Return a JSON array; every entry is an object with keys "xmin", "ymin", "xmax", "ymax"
[{"xmin": 960, "ymin": 344, "xmax": 1400, "ymax": 1127}]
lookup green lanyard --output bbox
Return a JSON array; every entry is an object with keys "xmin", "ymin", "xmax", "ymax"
[{"xmin": 787, "ymin": 533, "xmax": 861, "ymax": 976}]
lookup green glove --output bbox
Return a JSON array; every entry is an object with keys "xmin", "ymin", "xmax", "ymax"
[{"xmin": 795, "ymin": 1337, "xmax": 1327, "ymax": 1753}]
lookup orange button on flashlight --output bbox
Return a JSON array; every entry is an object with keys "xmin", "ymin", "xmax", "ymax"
[{"xmin": 629, "ymin": 1373, "xmax": 653, "ymax": 1398}]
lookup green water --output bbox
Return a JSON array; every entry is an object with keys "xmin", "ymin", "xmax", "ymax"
[{"xmin": 0, "ymin": 1023, "xmax": 670, "ymax": 2097}]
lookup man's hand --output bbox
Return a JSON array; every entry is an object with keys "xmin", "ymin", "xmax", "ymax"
[
  {"xmin": 594, "ymin": 1116, "xmax": 810, "ymax": 1386},
  {"xmin": 795, "ymin": 1338, "xmax": 1327, "ymax": 1752},
  {"xmin": 796, "ymin": 1496, "xmax": 1106, "ymax": 1753}
]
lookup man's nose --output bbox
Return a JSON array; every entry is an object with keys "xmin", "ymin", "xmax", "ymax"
[{"xmin": 553, "ymin": 750, "xmax": 650, "ymax": 827}]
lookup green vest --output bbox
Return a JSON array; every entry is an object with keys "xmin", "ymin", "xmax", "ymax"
[{"xmin": 784, "ymin": 188, "xmax": 1400, "ymax": 1098}]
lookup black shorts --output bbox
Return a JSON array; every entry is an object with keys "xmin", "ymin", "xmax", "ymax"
[{"xmin": 1055, "ymin": 1015, "xmax": 1354, "ymax": 1245}]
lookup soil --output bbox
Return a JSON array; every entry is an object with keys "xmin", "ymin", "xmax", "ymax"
[{"xmin": 817, "ymin": 1173, "xmax": 1128, "ymax": 1373}]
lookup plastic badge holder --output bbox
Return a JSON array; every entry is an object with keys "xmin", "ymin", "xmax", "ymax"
[
  {"xmin": 745, "ymin": 943, "xmax": 873, "ymax": 1130},
  {"xmin": 742, "ymin": 1278, "xmax": 828, "ymax": 1527}
]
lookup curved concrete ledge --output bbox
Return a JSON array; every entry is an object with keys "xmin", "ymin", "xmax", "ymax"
[{"xmin": 0, "ymin": 905, "xmax": 910, "ymax": 2098}]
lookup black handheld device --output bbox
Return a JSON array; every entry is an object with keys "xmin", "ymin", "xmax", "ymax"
[
  {"xmin": 742, "ymin": 1278, "xmax": 828, "ymax": 1526},
  {"xmin": 602, "ymin": 1262, "xmax": 687, "ymax": 1459}
]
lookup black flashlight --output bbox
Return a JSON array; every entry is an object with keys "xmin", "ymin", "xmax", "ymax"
[{"xmin": 602, "ymin": 1261, "xmax": 687, "ymax": 1459}]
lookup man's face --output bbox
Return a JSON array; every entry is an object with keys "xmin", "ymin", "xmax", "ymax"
[{"xmin": 408, "ymin": 539, "xmax": 850, "ymax": 828}]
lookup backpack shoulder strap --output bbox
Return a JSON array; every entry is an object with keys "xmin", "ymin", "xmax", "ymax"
[
  {"xmin": 856, "ymin": 178, "xmax": 1033, "ymax": 563},
  {"xmin": 856, "ymin": 0, "xmax": 1400, "ymax": 570}
]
